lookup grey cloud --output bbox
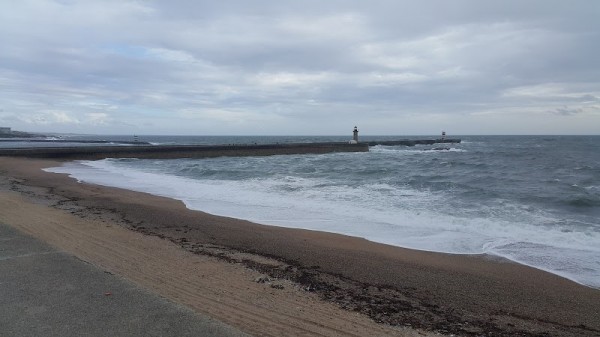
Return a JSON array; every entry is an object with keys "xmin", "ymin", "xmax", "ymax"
[
  {"xmin": 1, "ymin": 0, "xmax": 599, "ymax": 134},
  {"xmin": 579, "ymin": 94, "xmax": 599, "ymax": 103},
  {"xmin": 553, "ymin": 106, "xmax": 584, "ymax": 116}
]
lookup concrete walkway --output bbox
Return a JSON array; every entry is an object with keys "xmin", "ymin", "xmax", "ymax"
[{"xmin": 0, "ymin": 223, "xmax": 250, "ymax": 337}]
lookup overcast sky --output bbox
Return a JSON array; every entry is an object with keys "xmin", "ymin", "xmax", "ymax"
[{"xmin": 1, "ymin": 0, "xmax": 599, "ymax": 135}]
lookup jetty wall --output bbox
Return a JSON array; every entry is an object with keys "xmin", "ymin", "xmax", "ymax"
[
  {"xmin": 0, "ymin": 138, "xmax": 461, "ymax": 160},
  {"xmin": 0, "ymin": 142, "xmax": 369, "ymax": 160},
  {"xmin": 365, "ymin": 139, "xmax": 461, "ymax": 146}
]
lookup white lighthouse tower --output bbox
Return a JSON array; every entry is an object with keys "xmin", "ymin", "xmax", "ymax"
[{"xmin": 350, "ymin": 126, "xmax": 359, "ymax": 144}]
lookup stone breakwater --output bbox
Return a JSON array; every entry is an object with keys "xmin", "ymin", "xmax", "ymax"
[
  {"xmin": 0, "ymin": 139, "xmax": 460, "ymax": 160},
  {"xmin": 365, "ymin": 139, "xmax": 461, "ymax": 146},
  {"xmin": 0, "ymin": 139, "xmax": 149, "ymax": 145},
  {"xmin": 0, "ymin": 142, "xmax": 368, "ymax": 160}
]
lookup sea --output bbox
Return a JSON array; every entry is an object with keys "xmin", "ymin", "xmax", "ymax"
[{"xmin": 6, "ymin": 135, "xmax": 598, "ymax": 288}]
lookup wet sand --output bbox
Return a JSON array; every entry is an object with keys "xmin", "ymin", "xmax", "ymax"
[{"xmin": 1, "ymin": 157, "xmax": 599, "ymax": 337}]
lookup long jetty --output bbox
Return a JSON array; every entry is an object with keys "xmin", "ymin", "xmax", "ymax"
[
  {"xmin": 365, "ymin": 139, "xmax": 461, "ymax": 147},
  {"xmin": 0, "ymin": 138, "xmax": 461, "ymax": 160},
  {"xmin": 0, "ymin": 139, "xmax": 149, "ymax": 145}
]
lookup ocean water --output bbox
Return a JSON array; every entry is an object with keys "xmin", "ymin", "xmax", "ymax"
[{"xmin": 44, "ymin": 135, "xmax": 600, "ymax": 288}]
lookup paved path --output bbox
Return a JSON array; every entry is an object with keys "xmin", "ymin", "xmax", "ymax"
[{"xmin": 0, "ymin": 223, "xmax": 250, "ymax": 337}]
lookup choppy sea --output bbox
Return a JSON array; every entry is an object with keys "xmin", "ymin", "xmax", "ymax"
[{"xmin": 28, "ymin": 135, "xmax": 600, "ymax": 288}]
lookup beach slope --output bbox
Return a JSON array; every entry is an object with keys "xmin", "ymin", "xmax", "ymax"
[{"xmin": 1, "ymin": 157, "xmax": 599, "ymax": 337}]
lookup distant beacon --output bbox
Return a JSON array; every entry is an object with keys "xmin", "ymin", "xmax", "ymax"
[{"xmin": 350, "ymin": 126, "xmax": 359, "ymax": 144}]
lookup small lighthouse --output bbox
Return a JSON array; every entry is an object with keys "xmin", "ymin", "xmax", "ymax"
[{"xmin": 352, "ymin": 126, "xmax": 359, "ymax": 143}]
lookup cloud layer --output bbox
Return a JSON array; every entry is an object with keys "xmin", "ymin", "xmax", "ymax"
[{"xmin": 1, "ymin": 0, "xmax": 599, "ymax": 135}]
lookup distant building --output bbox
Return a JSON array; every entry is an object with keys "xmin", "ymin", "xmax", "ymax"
[{"xmin": 0, "ymin": 127, "xmax": 11, "ymax": 134}]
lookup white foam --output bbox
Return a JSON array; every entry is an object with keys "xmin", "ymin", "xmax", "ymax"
[
  {"xmin": 370, "ymin": 146, "xmax": 467, "ymax": 154},
  {"xmin": 44, "ymin": 159, "xmax": 600, "ymax": 288}
]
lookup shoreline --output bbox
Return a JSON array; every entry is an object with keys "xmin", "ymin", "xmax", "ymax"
[
  {"xmin": 45, "ymin": 157, "xmax": 597, "ymax": 290},
  {"xmin": 1, "ymin": 157, "xmax": 599, "ymax": 337}
]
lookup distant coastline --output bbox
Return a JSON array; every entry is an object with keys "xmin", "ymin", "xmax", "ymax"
[{"xmin": 0, "ymin": 129, "xmax": 46, "ymax": 139}]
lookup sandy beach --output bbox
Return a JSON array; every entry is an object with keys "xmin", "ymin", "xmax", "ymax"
[{"xmin": 1, "ymin": 157, "xmax": 599, "ymax": 337}]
